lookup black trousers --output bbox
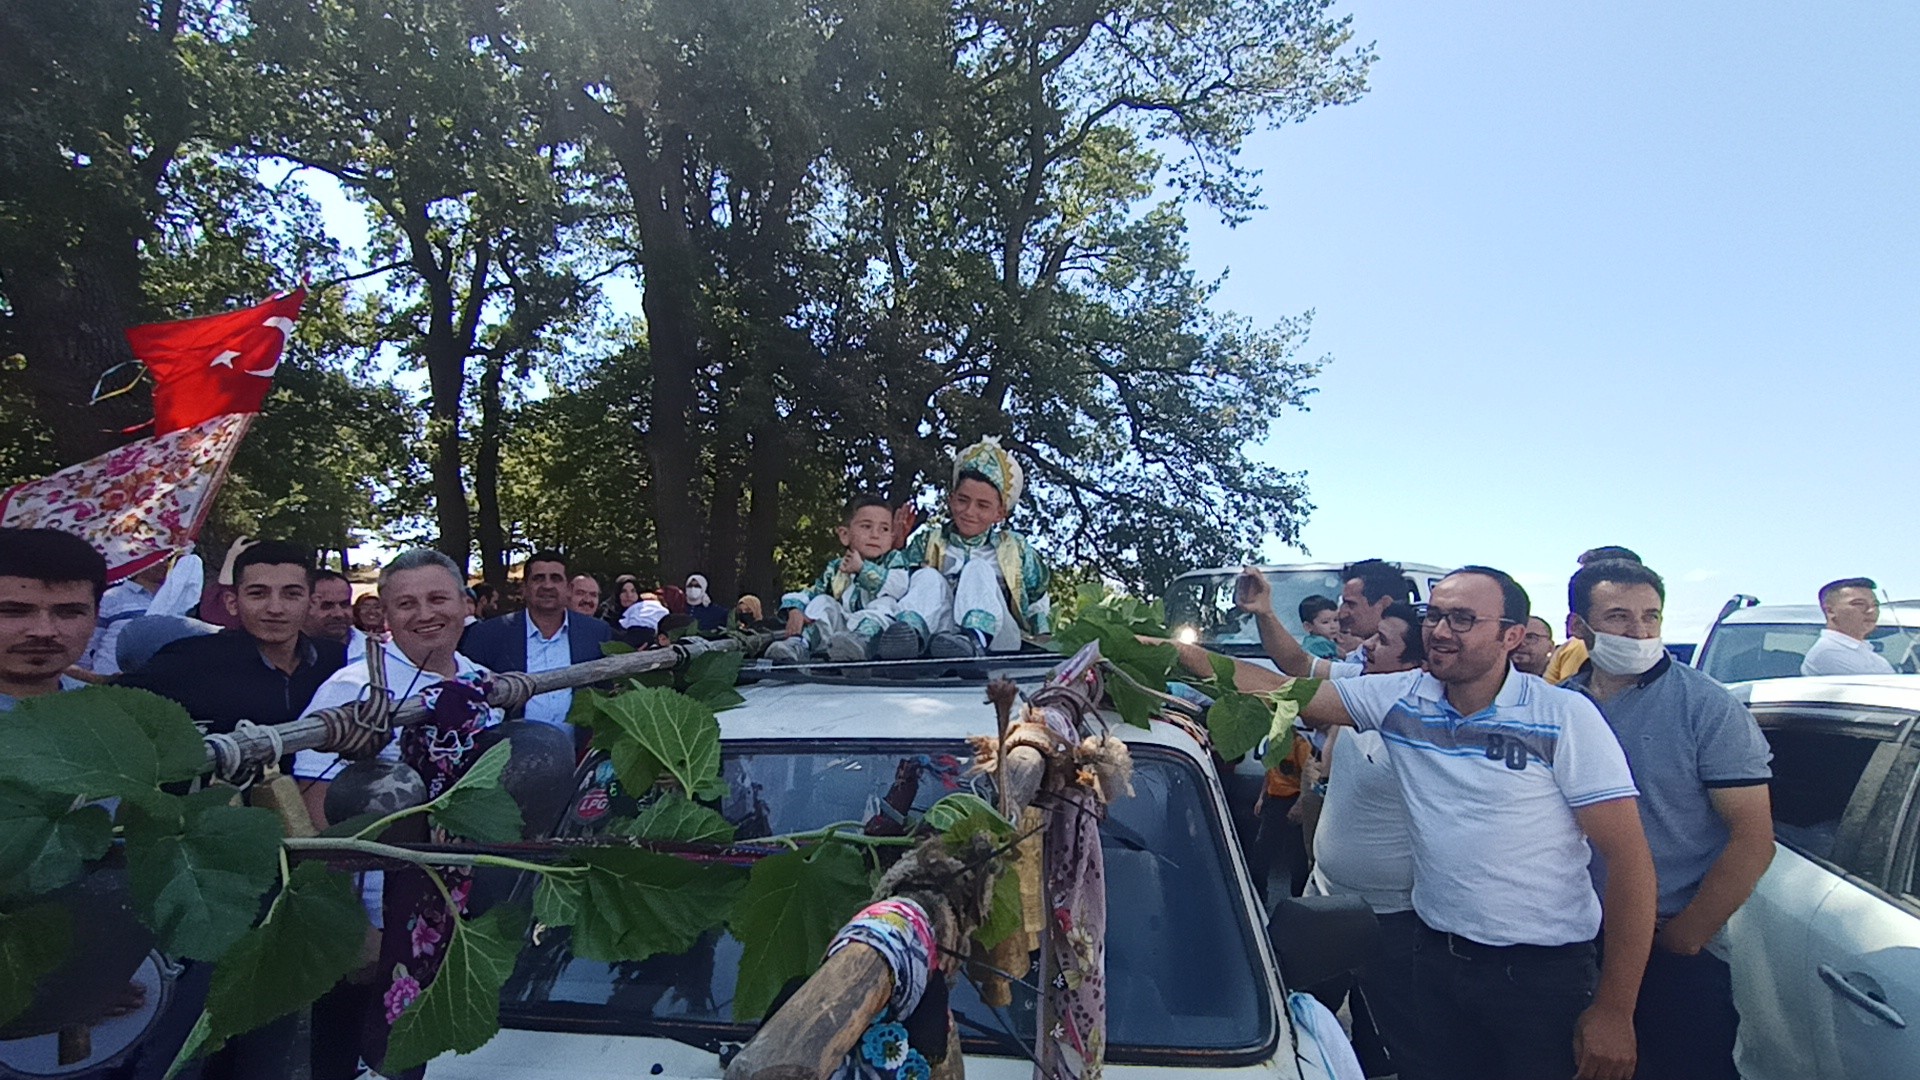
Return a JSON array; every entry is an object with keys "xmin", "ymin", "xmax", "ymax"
[
  {"xmin": 1412, "ymin": 922, "xmax": 1598, "ymax": 1080},
  {"xmin": 1310, "ymin": 910, "xmax": 1429, "ymax": 1078},
  {"xmin": 1631, "ymin": 946, "xmax": 1739, "ymax": 1080}
]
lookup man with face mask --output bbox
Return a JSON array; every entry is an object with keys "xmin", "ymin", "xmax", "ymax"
[{"xmin": 1560, "ymin": 559, "xmax": 1774, "ymax": 1080}]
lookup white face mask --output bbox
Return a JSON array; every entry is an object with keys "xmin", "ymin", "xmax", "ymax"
[{"xmin": 1588, "ymin": 631, "xmax": 1666, "ymax": 676}]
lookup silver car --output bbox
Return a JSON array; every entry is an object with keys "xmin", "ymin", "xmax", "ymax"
[
  {"xmin": 1724, "ymin": 674, "xmax": 1920, "ymax": 1079},
  {"xmin": 1694, "ymin": 600, "xmax": 1920, "ymax": 682}
]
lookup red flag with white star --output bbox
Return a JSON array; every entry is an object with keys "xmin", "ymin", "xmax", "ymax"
[{"xmin": 126, "ymin": 289, "xmax": 306, "ymax": 433}]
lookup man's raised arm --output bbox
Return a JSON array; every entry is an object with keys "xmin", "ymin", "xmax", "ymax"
[
  {"xmin": 1159, "ymin": 636, "xmax": 1353, "ymax": 728},
  {"xmin": 1234, "ymin": 566, "xmax": 1329, "ymax": 678}
]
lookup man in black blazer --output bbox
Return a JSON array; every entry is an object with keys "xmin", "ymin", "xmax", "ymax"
[{"xmin": 459, "ymin": 549, "xmax": 612, "ymax": 727}]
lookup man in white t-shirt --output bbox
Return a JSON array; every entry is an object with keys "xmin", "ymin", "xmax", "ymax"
[
  {"xmin": 1186, "ymin": 567, "xmax": 1657, "ymax": 1080},
  {"xmin": 293, "ymin": 548, "xmax": 499, "ymax": 822},
  {"xmin": 1800, "ymin": 576, "xmax": 1896, "ymax": 676}
]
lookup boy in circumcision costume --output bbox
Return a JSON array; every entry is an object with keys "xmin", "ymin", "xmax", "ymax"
[
  {"xmin": 876, "ymin": 436, "xmax": 1051, "ymax": 660},
  {"xmin": 765, "ymin": 495, "xmax": 911, "ymax": 663}
]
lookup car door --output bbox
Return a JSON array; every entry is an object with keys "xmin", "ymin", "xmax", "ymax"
[{"xmin": 1732, "ymin": 703, "xmax": 1920, "ymax": 1080}]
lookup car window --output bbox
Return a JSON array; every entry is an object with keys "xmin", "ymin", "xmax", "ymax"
[
  {"xmin": 1757, "ymin": 718, "xmax": 1898, "ymax": 875},
  {"xmin": 502, "ymin": 742, "xmax": 1275, "ymax": 1059},
  {"xmin": 1166, "ymin": 569, "xmax": 1347, "ymax": 646},
  {"xmin": 1701, "ymin": 623, "xmax": 1920, "ymax": 682}
]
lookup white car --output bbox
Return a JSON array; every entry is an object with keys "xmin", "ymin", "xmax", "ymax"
[
  {"xmin": 1694, "ymin": 600, "xmax": 1920, "ymax": 682},
  {"xmin": 431, "ymin": 657, "xmax": 1364, "ymax": 1079},
  {"xmin": 1164, "ymin": 562, "xmax": 1448, "ymax": 651},
  {"xmin": 1724, "ymin": 674, "xmax": 1920, "ymax": 1080}
]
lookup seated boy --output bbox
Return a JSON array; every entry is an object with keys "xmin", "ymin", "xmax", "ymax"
[
  {"xmin": 767, "ymin": 495, "xmax": 909, "ymax": 663},
  {"xmin": 1298, "ymin": 594, "xmax": 1343, "ymax": 659},
  {"xmin": 881, "ymin": 436, "xmax": 1050, "ymax": 659}
]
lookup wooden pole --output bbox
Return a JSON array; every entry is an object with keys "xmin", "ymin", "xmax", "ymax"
[
  {"xmin": 198, "ymin": 638, "xmax": 742, "ymax": 776},
  {"xmin": 723, "ymin": 944, "xmax": 894, "ymax": 1080}
]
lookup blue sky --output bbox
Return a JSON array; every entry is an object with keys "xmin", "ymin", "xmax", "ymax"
[{"xmin": 1194, "ymin": 0, "xmax": 1920, "ymax": 639}]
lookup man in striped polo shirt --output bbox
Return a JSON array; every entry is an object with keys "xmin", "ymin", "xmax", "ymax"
[{"xmin": 1291, "ymin": 566, "xmax": 1656, "ymax": 1080}]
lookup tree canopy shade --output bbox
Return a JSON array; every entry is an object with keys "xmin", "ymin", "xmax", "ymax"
[{"xmin": 0, "ymin": 0, "xmax": 1373, "ymax": 596}]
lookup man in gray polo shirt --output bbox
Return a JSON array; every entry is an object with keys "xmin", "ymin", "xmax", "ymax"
[{"xmin": 1562, "ymin": 558, "xmax": 1773, "ymax": 1080}]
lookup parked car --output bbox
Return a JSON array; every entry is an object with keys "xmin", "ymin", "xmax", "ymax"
[
  {"xmin": 431, "ymin": 656, "xmax": 1366, "ymax": 1079},
  {"xmin": 1694, "ymin": 600, "xmax": 1920, "ymax": 682},
  {"xmin": 1724, "ymin": 674, "xmax": 1920, "ymax": 1080},
  {"xmin": 1164, "ymin": 562, "xmax": 1449, "ymax": 653}
]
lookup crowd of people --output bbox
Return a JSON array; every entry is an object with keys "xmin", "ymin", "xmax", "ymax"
[
  {"xmin": 1160, "ymin": 547, "xmax": 1893, "ymax": 1080},
  {"xmin": 0, "ymin": 423, "xmax": 1899, "ymax": 1080}
]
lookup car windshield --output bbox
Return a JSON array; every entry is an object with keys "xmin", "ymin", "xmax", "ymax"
[
  {"xmin": 501, "ymin": 741, "xmax": 1275, "ymax": 1060},
  {"xmin": 1700, "ymin": 622, "xmax": 1920, "ymax": 682},
  {"xmin": 1165, "ymin": 569, "xmax": 1347, "ymax": 646}
]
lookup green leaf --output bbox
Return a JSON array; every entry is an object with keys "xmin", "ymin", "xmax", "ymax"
[
  {"xmin": 566, "ymin": 687, "xmax": 605, "ymax": 729},
  {"xmin": 974, "ymin": 868, "xmax": 1022, "ymax": 949},
  {"xmin": 681, "ymin": 650, "xmax": 746, "ymax": 713},
  {"xmin": 183, "ymin": 861, "xmax": 369, "ymax": 1063},
  {"xmin": 1258, "ymin": 694, "xmax": 1303, "ymax": 768},
  {"xmin": 0, "ymin": 904, "xmax": 70, "ymax": 1029},
  {"xmin": 0, "ymin": 686, "xmax": 207, "ymax": 801},
  {"xmin": 1207, "ymin": 692, "xmax": 1272, "ymax": 762},
  {"xmin": 531, "ymin": 848, "xmax": 742, "ymax": 963},
  {"xmin": 1207, "ymin": 651, "xmax": 1239, "ymax": 693},
  {"xmin": 0, "ymin": 783, "xmax": 112, "ymax": 897},
  {"xmin": 599, "ymin": 640, "xmax": 636, "ymax": 656},
  {"xmin": 592, "ymin": 687, "xmax": 722, "ymax": 798},
  {"xmin": 427, "ymin": 741, "xmax": 523, "ymax": 842},
  {"xmin": 926, "ymin": 792, "xmax": 1011, "ymax": 850},
  {"xmin": 124, "ymin": 789, "xmax": 283, "ymax": 961},
  {"xmin": 1105, "ymin": 676, "xmax": 1158, "ymax": 729},
  {"xmin": 609, "ymin": 794, "xmax": 736, "ymax": 844},
  {"xmin": 384, "ymin": 905, "xmax": 530, "ymax": 1073},
  {"xmin": 729, "ymin": 842, "xmax": 871, "ymax": 1021}
]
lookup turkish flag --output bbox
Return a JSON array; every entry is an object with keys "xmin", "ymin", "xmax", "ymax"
[{"xmin": 127, "ymin": 289, "xmax": 306, "ymax": 434}]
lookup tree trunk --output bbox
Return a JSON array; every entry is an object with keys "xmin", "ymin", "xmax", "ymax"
[
  {"xmin": 399, "ymin": 204, "xmax": 484, "ymax": 574},
  {"xmin": 704, "ymin": 444, "xmax": 745, "ymax": 604},
  {"xmin": 474, "ymin": 353, "xmax": 507, "ymax": 589},
  {"xmin": 741, "ymin": 426, "xmax": 785, "ymax": 603},
  {"xmin": 4, "ymin": 241, "xmax": 150, "ymax": 465}
]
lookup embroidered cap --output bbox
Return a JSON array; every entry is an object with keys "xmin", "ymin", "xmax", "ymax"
[{"xmin": 952, "ymin": 435, "xmax": 1024, "ymax": 510}]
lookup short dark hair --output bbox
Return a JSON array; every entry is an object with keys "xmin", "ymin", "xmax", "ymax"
[
  {"xmin": 472, "ymin": 583, "xmax": 498, "ymax": 601},
  {"xmin": 1818, "ymin": 577, "xmax": 1878, "ymax": 606},
  {"xmin": 1568, "ymin": 559, "xmax": 1666, "ymax": 620},
  {"xmin": 0, "ymin": 528, "xmax": 108, "ymax": 600},
  {"xmin": 1577, "ymin": 545, "xmax": 1641, "ymax": 566},
  {"xmin": 954, "ymin": 469, "xmax": 997, "ymax": 494},
  {"xmin": 309, "ymin": 567, "xmax": 349, "ymax": 589},
  {"xmin": 1448, "ymin": 565, "xmax": 1530, "ymax": 625},
  {"xmin": 233, "ymin": 540, "xmax": 311, "ymax": 585},
  {"xmin": 844, "ymin": 494, "xmax": 891, "ymax": 523},
  {"xmin": 525, "ymin": 549, "xmax": 568, "ymax": 574},
  {"xmin": 1341, "ymin": 559, "xmax": 1412, "ymax": 605},
  {"xmin": 1528, "ymin": 615, "xmax": 1554, "ymax": 638},
  {"xmin": 658, "ymin": 612, "xmax": 696, "ymax": 637},
  {"xmin": 1379, "ymin": 601, "xmax": 1427, "ymax": 665},
  {"xmin": 1298, "ymin": 594, "xmax": 1338, "ymax": 624}
]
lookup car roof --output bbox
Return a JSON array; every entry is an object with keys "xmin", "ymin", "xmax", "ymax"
[
  {"xmin": 1172, "ymin": 561, "xmax": 1451, "ymax": 578},
  {"xmin": 1729, "ymin": 672, "xmax": 1920, "ymax": 713},
  {"xmin": 1718, "ymin": 601, "xmax": 1920, "ymax": 626},
  {"xmin": 721, "ymin": 668, "xmax": 1206, "ymax": 758}
]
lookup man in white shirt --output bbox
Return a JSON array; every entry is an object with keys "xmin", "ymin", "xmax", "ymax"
[
  {"xmin": 293, "ymin": 548, "xmax": 498, "ymax": 820},
  {"xmin": 81, "ymin": 559, "xmax": 167, "ymax": 675},
  {"xmin": 1800, "ymin": 577, "xmax": 1896, "ymax": 676}
]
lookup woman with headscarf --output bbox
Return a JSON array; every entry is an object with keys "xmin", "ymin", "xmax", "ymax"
[
  {"xmin": 685, "ymin": 573, "xmax": 727, "ymax": 632},
  {"xmin": 608, "ymin": 575, "xmax": 642, "ymax": 630}
]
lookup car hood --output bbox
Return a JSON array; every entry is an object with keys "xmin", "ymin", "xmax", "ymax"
[{"xmin": 431, "ymin": 1029, "xmax": 1326, "ymax": 1079}]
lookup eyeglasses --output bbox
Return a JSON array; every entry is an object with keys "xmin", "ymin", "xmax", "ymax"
[{"xmin": 1419, "ymin": 606, "xmax": 1517, "ymax": 634}]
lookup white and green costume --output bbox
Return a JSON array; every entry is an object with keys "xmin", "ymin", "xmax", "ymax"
[
  {"xmin": 779, "ymin": 553, "xmax": 909, "ymax": 649},
  {"xmin": 897, "ymin": 437, "xmax": 1051, "ymax": 651}
]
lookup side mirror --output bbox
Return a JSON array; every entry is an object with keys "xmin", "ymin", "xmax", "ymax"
[{"xmin": 1267, "ymin": 894, "xmax": 1380, "ymax": 993}]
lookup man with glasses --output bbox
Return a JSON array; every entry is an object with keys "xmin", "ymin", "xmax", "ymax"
[
  {"xmin": 1561, "ymin": 559, "xmax": 1773, "ymax": 1080},
  {"xmin": 1512, "ymin": 615, "xmax": 1555, "ymax": 676},
  {"xmin": 1207, "ymin": 566, "xmax": 1657, "ymax": 1080}
]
